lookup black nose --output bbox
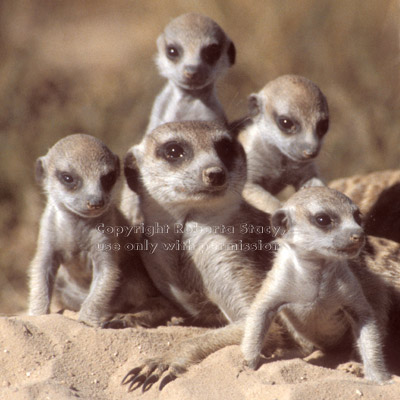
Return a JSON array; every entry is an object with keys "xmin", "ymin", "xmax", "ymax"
[
  {"xmin": 87, "ymin": 197, "xmax": 105, "ymax": 210},
  {"xmin": 203, "ymin": 167, "xmax": 226, "ymax": 187}
]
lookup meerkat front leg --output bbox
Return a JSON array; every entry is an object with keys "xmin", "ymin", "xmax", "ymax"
[
  {"xmin": 343, "ymin": 295, "xmax": 391, "ymax": 383},
  {"xmin": 242, "ymin": 182, "xmax": 282, "ymax": 214},
  {"xmin": 28, "ymin": 234, "xmax": 60, "ymax": 316},
  {"xmin": 78, "ymin": 249, "xmax": 120, "ymax": 326}
]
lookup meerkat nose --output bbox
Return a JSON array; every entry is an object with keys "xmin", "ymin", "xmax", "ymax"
[
  {"xmin": 87, "ymin": 198, "xmax": 105, "ymax": 210},
  {"xmin": 203, "ymin": 166, "xmax": 226, "ymax": 187},
  {"xmin": 350, "ymin": 233, "xmax": 364, "ymax": 243},
  {"xmin": 183, "ymin": 65, "xmax": 200, "ymax": 79},
  {"xmin": 302, "ymin": 149, "xmax": 318, "ymax": 159}
]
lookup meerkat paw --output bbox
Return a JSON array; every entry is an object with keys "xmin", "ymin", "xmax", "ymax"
[
  {"xmin": 121, "ymin": 356, "xmax": 186, "ymax": 392},
  {"xmin": 101, "ymin": 313, "xmax": 152, "ymax": 329},
  {"xmin": 364, "ymin": 369, "xmax": 392, "ymax": 384}
]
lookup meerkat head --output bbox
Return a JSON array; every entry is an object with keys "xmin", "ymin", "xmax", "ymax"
[
  {"xmin": 155, "ymin": 13, "xmax": 236, "ymax": 91},
  {"xmin": 124, "ymin": 121, "xmax": 246, "ymax": 213},
  {"xmin": 248, "ymin": 75, "xmax": 329, "ymax": 162},
  {"xmin": 36, "ymin": 134, "xmax": 120, "ymax": 218},
  {"xmin": 272, "ymin": 187, "xmax": 365, "ymax": 260}
]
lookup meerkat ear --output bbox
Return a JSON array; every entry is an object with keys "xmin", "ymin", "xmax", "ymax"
[
  {"xmin": 271, "ymin": 209, "xmax": 291, "ymax": 236},
  {"xmin": 248, "ymin": 94, "xmax": 261, "ymax": 117},
  {"xmin": 124, "ymin": 148, "xmax": 142, "ymax": 193},
  {"xmin": 227, "ymin": 41, "xmax": 236, "ymax": 65},
  {"xmin": 35, "ymin": 157, "xmax": 47, "ymax": 185},
  {"xmin": 156, "ymin": 33, "xmax": 165, "ymax": 53}
]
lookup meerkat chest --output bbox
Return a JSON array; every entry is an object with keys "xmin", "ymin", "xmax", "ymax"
[
  {"xmin": 281, "ymin": 264, "xmax": 350, "ymax": 346},
  {"xmin": 158, "ymin": 84, "xmax": 219, "ymax": 123}
]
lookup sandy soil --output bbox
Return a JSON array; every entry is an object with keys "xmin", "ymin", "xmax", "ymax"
[{"xmin": 0, "ymin": 312, "xmax": 399, "ymax": 400}]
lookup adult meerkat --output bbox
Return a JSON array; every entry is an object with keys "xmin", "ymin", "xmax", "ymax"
[
  {"xmin": 232, "ymin": 75, "xmax": 329, "ymax": 213},
  {"xmin": 146, "ymin": 13, "xmax": 236, "ymax": 133},
  {"xmin": 241, "ymin": 187, "xmax": 391, "ymax": 383},
  {"xmin": 121, "ymin": 121, "xmax": 285, "ymax": 390},
  {"xmin": 28, "ymin": 134, "xmax": 178, "ymax": 328},
  {"xmin": 330, "ymin": 170, "xmax": 400, "ymax": 243}
]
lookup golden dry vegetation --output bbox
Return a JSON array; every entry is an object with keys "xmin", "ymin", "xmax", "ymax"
[{"xmin": 0, "ymin": 0, "xmax": 399, "ymax": 314}]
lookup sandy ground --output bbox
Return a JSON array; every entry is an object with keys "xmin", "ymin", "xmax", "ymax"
[{"xmin": 0, "ymin": 312, "xmax": 399, "ymax": 400}]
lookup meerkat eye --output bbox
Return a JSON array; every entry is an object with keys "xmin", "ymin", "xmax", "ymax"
[
  {"xmin": 201, "ymin": 44, "xmax": 222, "ymax": 65},
  {"xmin": 162, "ymin": 142, "xmax": 185, "ymax": 162},
  {"xmin": 314, "ymin": 213, "xmax": 332, "ymax": 227},
  {"xmin": 214, "ymin": 138, "xmax": 236, "ymax": 170},
  {"xmin": 166, "ymin": 45, "xmax": 180, "ymax": 60},
  {"xmin": 62, "ymin": 174, "xmax": 74, "ymax": 184},
  {"xmin": 277, "ymin": 116, "xmax": 297, "ymax": 134},
  {"xmin": 353, "ymin": 210, "xmax": 363, "ymax": 226},
  {"xmin": 316, "ymin": 118, "xmax": 329, "ymax": 138},
  {"xmin": 101, "ymin": 171, "xmax": 117, "ymax": 192},
  {"xmin": 57, "ymin": 171, "xmax": 78, "ymax": 189}
]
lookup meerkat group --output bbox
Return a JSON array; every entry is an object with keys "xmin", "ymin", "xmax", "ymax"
[{"xmin": 27, "ymin": 11, "xmax": 400, "ymax": 392}]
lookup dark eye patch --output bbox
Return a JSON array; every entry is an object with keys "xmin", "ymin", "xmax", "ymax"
[
  {"xmin": 156, "ymin": 140, "xmax": 192, "ymax": 165},
  {"xmin": 56, "ymin": 170, "xmax": 80, "ymax": 189},
  {"xmin": 101, "ymin": 170, "xmax": 118, "ymax": 192},
  {"xmin": 316, "ymin": 118, "xmax": 329, "ymax": 138},
  {"xmin": 214, "ymin": 137, "xmax": 237, "ymax": 171},
  {"xmin": 201, "ymin": 43, "xmax": 222, "ymax": 65},
  {"xmin": 275, "ymin": 114, "xmax": 299, "ymax": 135},
  {"xmin": 166, "ymin": 44, "xmax": 182, "ymax": 61},
  {"xmin": 312, "ymin": 212, "xmax": 334, "ymax": 229}
]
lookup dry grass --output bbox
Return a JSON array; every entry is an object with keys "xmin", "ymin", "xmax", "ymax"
[{"xmin": 0, "ymin": 0, "xmax": 399, "ymax": 314}]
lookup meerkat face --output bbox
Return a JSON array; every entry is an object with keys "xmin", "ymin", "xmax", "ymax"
[
  {"xmin": 124, "ymin": 121, "xmax": 246, "ymax": 211},
  {"xmin": 36, "ymin": 134, "xmax": 120, "ymax": 218},
  {"xmin": 156, "ymin": 13, "xmax": 235, "ymax": 91},
  {"xmin": 249, "ymin": 75, "xmax": 329, "ymax": 162},
  {"xmin": 273, "ymin": 187, "xmax": 365, "ymax": 260}
]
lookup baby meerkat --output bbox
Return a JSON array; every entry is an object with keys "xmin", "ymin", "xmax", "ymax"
[
  {"xmin": 330, "ymin": 170, "xmax": 400, "ymax": 243},
  {"xmin": 28, "ymin": 134, "xmax": 179, "ymax": 328},
  {"xmin": 241, "ymin": 187, "xmax": 391, "ymax": 383},
  {"xmin": 146, "ymin": 13, "xmax": 236, "ymax": 133},
  {"xmin": 232, "ymin": 75, "xmax": 329, "ymax": 213},
  {"xmin": 28, "ymin": 134, "xmax": 121, "ymax": 326}
]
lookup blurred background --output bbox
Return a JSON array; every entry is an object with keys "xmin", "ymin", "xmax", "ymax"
[{"xmin": 0, "ymin": 0, "xmax": 399, "ymax": 314}]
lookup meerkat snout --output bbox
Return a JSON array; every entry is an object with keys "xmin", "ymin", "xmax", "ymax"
[{"xmin": 202, "ymin": 166, "xmax": 226, "ymax": 187}]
